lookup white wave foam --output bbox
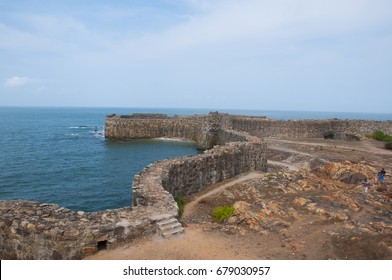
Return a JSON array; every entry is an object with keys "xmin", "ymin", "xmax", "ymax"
[{"xmin": 156, "ymin": 137, "xmax": 193, "ymax": 143}]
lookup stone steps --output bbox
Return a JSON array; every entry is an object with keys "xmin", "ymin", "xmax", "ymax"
[{"xmin": 156, "ymin": 217, "xmax": 184, "ymax": 238}]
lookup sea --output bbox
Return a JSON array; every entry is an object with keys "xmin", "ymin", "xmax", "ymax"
[{"xmin": 1, "ymin": 107, "xmax": 391, "ymax": 212}]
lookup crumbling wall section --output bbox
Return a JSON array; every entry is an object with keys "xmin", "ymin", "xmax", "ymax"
[{"xmin": 0, "ymin": 201, "xmax": 160, "ymax": 260}]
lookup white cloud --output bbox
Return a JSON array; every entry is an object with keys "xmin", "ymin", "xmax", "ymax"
[
  {"xmin": 0, "ymin": 0, "xmax": 391, "ymax": 111},
  {"xmin": 118, "ymin": 0, "xmax": 392, "ymax": 60},
  {"xmin": 5, "ymin": 76, "xmax": 34, "ymax": 88}
]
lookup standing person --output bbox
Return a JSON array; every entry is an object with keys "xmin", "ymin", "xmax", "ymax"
[
  {"xmin": 377, "ymin": 168, "xmax": 386, "ymax": 186},
  {"xmin": 362, "ymin": 178, "xmax": 370, "ymax": 194}
]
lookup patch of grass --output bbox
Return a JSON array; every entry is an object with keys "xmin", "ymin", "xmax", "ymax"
[
  {"xmin": 175, "ymin": 197, "xmax": 185, "ymax": 217},
  {"xmin": 211, "ymin": 205, "xmax": 235, "ymax": 223},
  {"xmin": 385, "ymin": 141, "xmax": 392, "ymax": 150},
  {"xmin": 367, "ymin": 131, "xmax": 392, "ymax": 142}
]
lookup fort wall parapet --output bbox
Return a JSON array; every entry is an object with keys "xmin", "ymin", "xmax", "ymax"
[
  {"xmin": 2, "ymin": 112, "xmax": 391, "ymax": 259},
  {"xmin": 132, "ymin": 133, "xmax": 266, "ymax": 207},
  {"xmin": 105, "ymin": 114, "xmax": 206, "ymax": 148},
  {"xmin": 106, "ymin": 112, "xmax": 392, "ymax": 141},
  {"xmin": 0, "ymin": 112, "xmax": 267, "ymax": 259},
  {"xmin": 0, "ymin": 201, "xmax": 159, "ymax": 259},
  {"xmin": 220, "ymin": 115, "xmax": 392, "ymax": 139}
]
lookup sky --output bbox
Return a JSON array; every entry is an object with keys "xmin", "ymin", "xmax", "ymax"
[{"xmin": 0, "ymin": 0, "xmax": 391, "ymax": 113}]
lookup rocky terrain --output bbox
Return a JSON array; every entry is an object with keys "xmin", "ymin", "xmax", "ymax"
[
  {"xmin": 182, "ymin": 138, "xmax": 392, "ymax": 259},
  {"xmin": 87, "ymin": 137, "xmax": 392, "ymax": 260}
]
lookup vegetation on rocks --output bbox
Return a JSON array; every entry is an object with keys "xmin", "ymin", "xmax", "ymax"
[
  {"xmin": 367, "ymin": 131, "xmax": 392, "ymax": 150},
  {"xmin": 368, "ymin": 130, "xmax": 392, "ymax": 142},
  {"xmin": 211, "ymin": 205, "xmax": 235, "ymax": 223},
  {"xmin": 175, "ymin": 197, "xmax": 186, "ymax": 217}
]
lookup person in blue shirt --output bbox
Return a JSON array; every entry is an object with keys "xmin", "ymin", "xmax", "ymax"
[{"xmin": 377, "ymin": 168, "xmax": 386, "ymax": 186}]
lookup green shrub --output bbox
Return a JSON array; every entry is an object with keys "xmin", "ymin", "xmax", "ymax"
[
  {"xmin": 385, "ymin": 141, "xmax": 392, "ymax": 150},
  {"xmin": 367, "ymin": 131, "xmax": 392, "ymax": 142},
  {"xmin": 175, "ymin": 197, "xmax": 185, "ymax": 217},
  {"xmin": 211, "ymin": 205, "xmax": 235, "ymax": 223}
]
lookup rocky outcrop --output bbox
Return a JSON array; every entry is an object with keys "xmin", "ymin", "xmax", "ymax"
[
  {"xmin": 224, "ymin": 161, "xmax": 391, "ymax": 233},
  {"xmin": 191, "ymin": 161, "xmax": 391, "ymax": 259}
]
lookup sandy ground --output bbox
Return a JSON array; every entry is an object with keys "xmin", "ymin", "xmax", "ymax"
[{"xmin": 85, "ymin": 138, "xmax": 392, "ymax": 260}]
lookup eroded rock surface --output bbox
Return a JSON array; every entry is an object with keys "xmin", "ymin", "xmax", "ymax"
[{"xmin": 184, "ymin": 149, "xmax": 392, "ymax": 259}]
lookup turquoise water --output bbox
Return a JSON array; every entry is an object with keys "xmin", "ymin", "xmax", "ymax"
[{"xmin": 0, "ymin": 107, "xmax": 391, "ymax": 212}]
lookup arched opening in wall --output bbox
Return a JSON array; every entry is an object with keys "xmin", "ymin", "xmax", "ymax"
[{"xmin": 97, "ymin": 240, "xmax": 107, "ymax": 251}]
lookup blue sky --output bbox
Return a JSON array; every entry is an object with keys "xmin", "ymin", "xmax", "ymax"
[{"xmin": 1, "ymin": 0, "xmax": 391, "ymax": 113}]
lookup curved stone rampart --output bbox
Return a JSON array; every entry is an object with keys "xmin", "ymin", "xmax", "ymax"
[
  {"xmin": 104, "ymin": 112, "xmax": 259, "ymax": 150},
  {"xmin": 0, "ymin": 112, "xmax": 267, "ymax": 259},
  {"xmin": 2, "ymin": 111, "xmax": 391, "ymax": 259},
  {"xmin": 132, "ymin": 131, "xmax": 266, "ymax": 207}
]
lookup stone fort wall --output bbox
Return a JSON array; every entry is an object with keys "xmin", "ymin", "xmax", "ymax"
[
  {"xmin": 1, "ymin": 112, "xmax": 391, "ymax": 259},
  {"xmin": 0, "ymin": 113, "xmax": 266, "ymax": 259},
  {"xmin": 133, "ymin": 134, "xmax": 267, "ymax": 206},
  {"xmin": 0, "ymin": 201, "xmax": 158, "ymax": 259},
  {"xmin": 225, "ymin": 116, "xmax": 392, "ymax": 139},
  {"xmin": 106, "ymin": 112, "xmax": 392, "ymax": 141}
]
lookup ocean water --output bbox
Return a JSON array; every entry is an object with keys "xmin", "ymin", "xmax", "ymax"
[
  {"xmin": 0, "ymin": 107, "xmax": 201, "ymax": 212},
  {"xmin": 0, "ymin": 107, "xmax": 391, "ymax": 212}
]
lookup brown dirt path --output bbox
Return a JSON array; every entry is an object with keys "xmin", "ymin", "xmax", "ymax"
[{"xmin": 183, "ymin": 172, "xmax": 265, "ymax": 219}]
